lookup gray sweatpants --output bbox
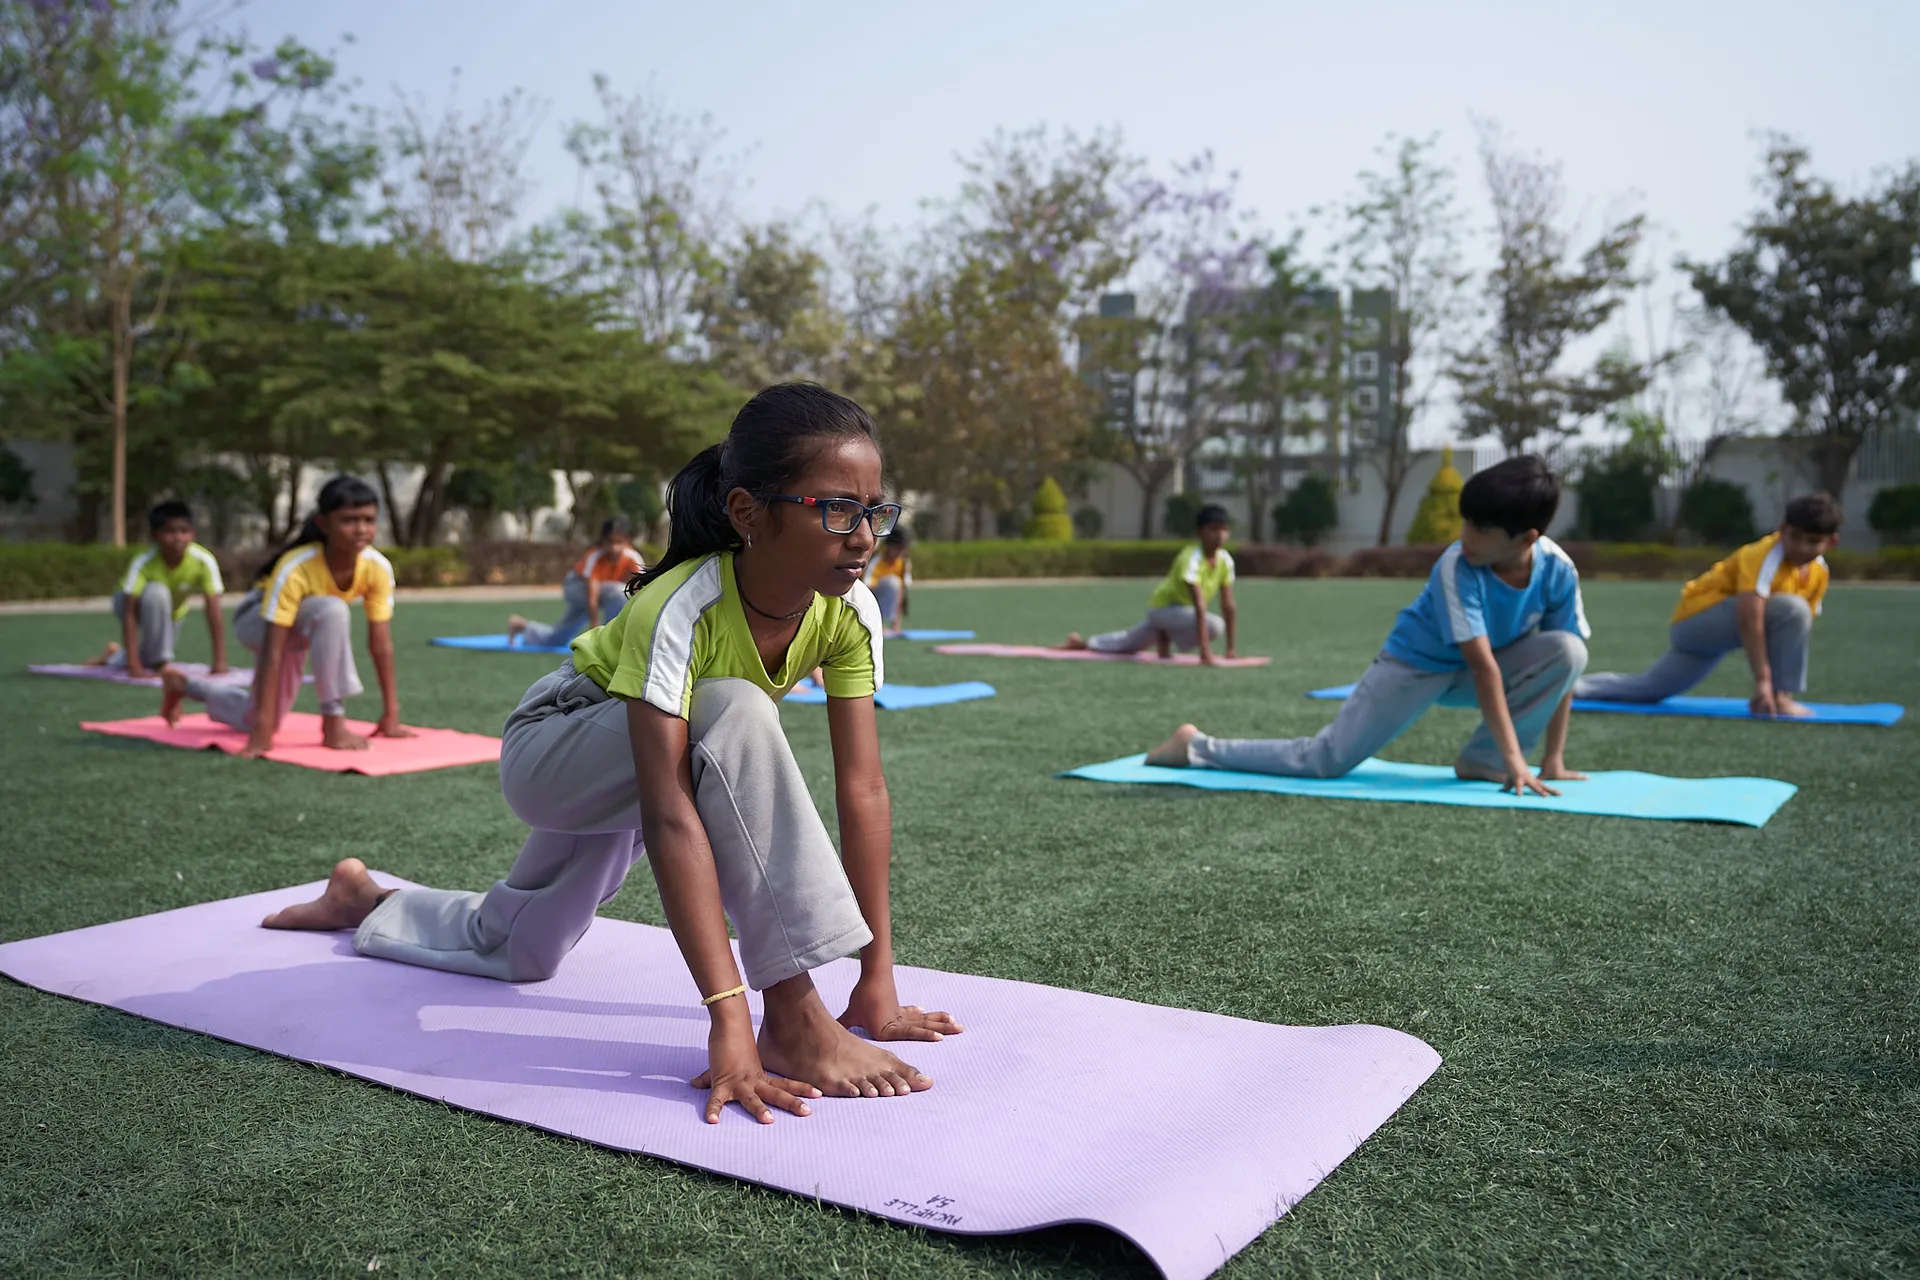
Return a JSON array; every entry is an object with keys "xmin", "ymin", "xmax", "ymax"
[
  {"xmin": 186, "ymin": 590, "xmax": 362, "ymax": 728},
  {"xmin": 872, "ymin": 575, "xmax": 903, "ymax": 625},
  {"xmin": 521, "ymin": 571, "xmax": 627, "ymax": 647},
  {"xmin": 1575, "ymin": 594, "xmax": 1812, "ymax": 702},
  {"xmin": 109, "ymin": 582, "xmax": 176, "ymax": 668},
  {"xmin": 1089, "ymin": 604, "xmax": 1225, "ymax": 654},
  {"xmin": 353, "ymin": 666, "xmax": 873, "ymax": 986},
  {"xmin": 1190, "ymin": 629, "xmax": 1588, "ymax": 777}
]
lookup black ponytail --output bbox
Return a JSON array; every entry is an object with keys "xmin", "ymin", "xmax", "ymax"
[
  {"xmin": 255, "ymin": 474, "xmax": 381, "ymax": 581},
  {"xmin": 630, "ymin": 382, "xmax": 879, "ymax": 594}
]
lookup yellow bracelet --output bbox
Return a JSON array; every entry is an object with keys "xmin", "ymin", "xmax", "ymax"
[{"xmin": 700, "ymin": 983, "xmax": 748, "ymax": 1007}]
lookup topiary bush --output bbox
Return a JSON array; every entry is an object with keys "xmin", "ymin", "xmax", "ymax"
[
  {"xmin": 1677, "ymin": 477, "xmax": 1757, "ymax": 545},
  {"xmin": 1867, "ymin": 483, "xmax": 1920, "ymax": 545},
  {"xmin": 1163, "ymin": 491, "xmax": 1205, "ymax": 537},
  {"xmin": 1271, "ymin": 473, "xmax": 1340, "ymax": 546},
  {"xmin": 1405, "ymin": 445, "xmax": 1464, "ymax": 544},
  {"xmin": 1072, "ymin": 504, "xmax": 1105, "ymax": 538},
  {"xmin": 1022, "ymin": 476, "xmax": 1074, "ymax": 541}
]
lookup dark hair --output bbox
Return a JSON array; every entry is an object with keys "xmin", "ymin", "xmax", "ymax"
[
  {"xmin": 1782, "ymin": 492, "xmax": 1842, "ymax": 536},
  {"xmin": 884, "ymin": 525, "xmax": 912, "ymax": 552},
  {"xmin": 255, "ymin": 474, "xmax": 381, "ymax": 580},
  {"xmin": 1195, "ymin": 504, "xmax": 1231, "ymax": 530},
  {"xmin": 599, "ymin": 515, "xmax": 632, "ymax": 541},
  {"xmin": 148, "ymin": 500, "xmax": 193, "ymax": 532},
  {"xmin": 1458, "ymin": 455, "xmax": 1560, "ymax": 537},
  {"xmin": 632, "ymin": 382, "xmax": 879, "ymax": 593}
]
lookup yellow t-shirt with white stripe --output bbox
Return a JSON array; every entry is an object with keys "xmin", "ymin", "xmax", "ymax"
[
  {"xmin": 569, "ymin": 551, "xmax": 883, "ymax": 718},
  {"xmin": 1672, "ymin": 533, "xmax": 1828, "ymax": 624},
  {"xmin": 257, "ymin": 545, "xmax": 396, "ymax": 626},
  {"xmin": 123, "ymin": 542, "xmax": 224, "ymax": 621}
]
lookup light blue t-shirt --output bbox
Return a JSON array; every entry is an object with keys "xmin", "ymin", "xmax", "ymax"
[{"xmin": 1382, "ymin": 537, "xmax": 1590, "ymax": 672}]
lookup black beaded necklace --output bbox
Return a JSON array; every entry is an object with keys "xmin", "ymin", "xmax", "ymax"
[{"xmin": 738, "ymin": 582, "xmax": 812, "ymax": 623}]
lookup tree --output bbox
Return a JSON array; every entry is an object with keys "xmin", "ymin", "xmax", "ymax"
[
  {"xmin": 1449, "ymin": 121, "xmax": 1647, "ymax": 457},
  {"xmin": 1077, "ymin": 152, "xmax": 1258, "ymax": 536},
  {"xmin": 1337, "ymin": 134, "xmax": 1470, "ymax": 544},
  {"xmin": 1022, "ymin": 475, "xmax": 1072, "ymax": 540},
  {"xmin": 379, "ymin": 73, "xmax": 543, "ymax": 262},
  {"xmin": 1219, "ymin": 238, "xmax": 1342, "ymax": 543},
  {"xmin": 1271, "ymin": 472, "xmax": 1338, "ymax": 546},
  {"xmin": 1687, "ymin": 139, "xmax": 1920, "ymax": 497}
]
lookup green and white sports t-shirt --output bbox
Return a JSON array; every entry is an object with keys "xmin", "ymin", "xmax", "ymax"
[
  {"xmin": 1146, "ymin": 544, "xmax": 1235, "ymax": 610},
  {"xmin": 570, "ymin": 551, "xmax": 884, "ymax": 717},
  {"xmin": 122, "ymin": 542, "xmax": 225, "ymax": 621}
]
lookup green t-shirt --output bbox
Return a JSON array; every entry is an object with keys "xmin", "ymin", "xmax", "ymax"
[
  {"xmin": 122, "ymin": 542, "xmax": 225, "ymax": 622},
  {"xmin": 1147, "ymin": 544, "xmax": 1236, "ymax": 610},
  {"xmin": 570, "ymin": 551, "xmax": 883, "ymax": 717}
]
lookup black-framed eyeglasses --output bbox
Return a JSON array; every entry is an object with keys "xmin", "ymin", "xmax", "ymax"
[{"xmin": 768, "ymin": 494, "xmax": 903, "ymax": 536}]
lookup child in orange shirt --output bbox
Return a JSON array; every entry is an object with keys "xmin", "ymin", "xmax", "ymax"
[{"xmin": 509, "ymin": 517, "xmax": 645, "ymax": 648}]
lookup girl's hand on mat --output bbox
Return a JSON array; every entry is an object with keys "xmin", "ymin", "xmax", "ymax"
[
  {"xmin": 209, "ymin": 660, "xmax": 230, "ymax": 676},
  {"xmin": 126, "ymin": 659, "xmax": 151, "ymax": 681},
  {"xmin": 1749, "ymin": 688, "xmax": 1779, "ymax": 717},
  {"xmin": 840, "ymin": 978, "xmax": 964, "ymax": 1042},
  {"xmin": 1539, "ymin": 760, "xmax": 1587, "ymax": 783},
  {"xmin": 1505, "ymin": 766, "xmax": 1560, "ymax": 798},
  {"xmin": 375, "ymin": 717, "xmax": 416, "ymax": 740},
  {"xmin": 693, "ymin": 1029, "xmax": 822, "ymax": 1125}
]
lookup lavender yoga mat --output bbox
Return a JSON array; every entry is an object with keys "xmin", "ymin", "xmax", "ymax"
[
  {"xmin": 0, "ymin": 880, "xmax": 1440, "ymax": 1279},
  {"xmin": 934, "ymin": 643, "xmax": 1271, "ymax": 668},
  {"xmin": 27, "ymin": 662, "xmax": 297, "ymax": 689}
]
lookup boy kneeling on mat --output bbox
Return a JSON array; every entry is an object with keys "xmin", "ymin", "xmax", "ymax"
[
  {"xmin": 1575, "ymin": 493, "xmax": 1839, "ymax": 717},
  {"xmin": 1147, "ymin": 456, "xmax": 1589, "ymax": 796},
  {"xmin": 1062, "ymin": 504, "xmax": 1238, "ymax": 663},
  {"xmin": 86, "ymin": 501, "xmax": 228, "ymax": 679}
]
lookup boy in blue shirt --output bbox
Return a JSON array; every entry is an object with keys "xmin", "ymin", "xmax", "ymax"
[{"xmin": 1145, "ymin": 456, "xmax": 1590, "ymax": 796}]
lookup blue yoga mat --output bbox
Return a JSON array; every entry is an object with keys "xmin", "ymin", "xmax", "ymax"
[
  {"xmin": 1305, "ymin": 684, "xmax": 1904, "ymax": 726},
  {"xmin": 897, "ymin": 629, "xmax": 976, "ymax": 642},
  {"xmin": 431, "ymin": 634, "xmax": 571, "ymax": 655},
  {"xmin": 1061, "ymin": 754, "xmax": 1796, "ymax": 826},
  {"xmin": 786, "ymin": 680, "xmax": 997, "ymax": 710}
]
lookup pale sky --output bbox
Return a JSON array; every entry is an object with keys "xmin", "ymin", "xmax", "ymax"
[{"xmin": 239, "ymin": 0, "xmax": 1919, "ymax": 438}]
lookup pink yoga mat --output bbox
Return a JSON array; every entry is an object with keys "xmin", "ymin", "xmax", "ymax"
[
  {"xmin": 934, "ymin": 643, "xmax": 1272, "ymax": 668},
  {"xmin": 27, "ymin": 662, "xmax": 286, "ymax": 689},
  {"xmin": 0, "ymin": 880, "xmax": 1439, "ymax": 1279},
  {"xmin": 79, "ymin": 713, "xmax": 500, "ymax": 776}
]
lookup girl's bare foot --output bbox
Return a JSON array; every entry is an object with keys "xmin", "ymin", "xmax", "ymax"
[
  {"xmin": 85, "ymin": 641, "xmax": 122, "ymax": 667},
  {"xmin": 158, "ymin": 665, "xmax": 188, "ymax": 727},
  {"xmin": 262, "ymin": 857, "xmax": 389, "ymax": 930},
  {"xmin": 320, "ymin": 715, "xmax": 371, "ymax": 751},
  {"xmin": 1059, "ymin": 633, "xmax": 1087, "ymax": 650},
  {"xmin": 506, "ymin": 615, "xmax": 528, "ymax": 642},
  {"xmin": 1773, "ymin": 694, "xmax": 1815, "ymax": 717},
  {"xmin": 757, "ymin": 978, "xmax": 931, "ymax": 1099},
  {"xmin": 1145, "ymin": 724, "xmax": 1201, "ymax": 768}
]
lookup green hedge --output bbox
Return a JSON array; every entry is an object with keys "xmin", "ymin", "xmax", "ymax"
[{"xmin": 4, "ymin": 538, "xmax": 1917, "ymax": 601}]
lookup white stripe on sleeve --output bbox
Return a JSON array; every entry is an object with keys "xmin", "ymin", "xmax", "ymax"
[
  {"xmin": 263, "ymin": 546, "xmax": 322, "ymax": 623},
  {"xmin": 1536, "ymin": 536, "xmax": 1591, "ymax": 638},
  {"xmin": 189, "ymin": 544, "xmax": 224, "ymax": 595},
  {"xmin": 582, "ymin": 548, "xmax": 603, "ymax": 579},
  {"xmin": 1753, "ymin": 540, "xmax": 1785, "ymax": 599},
  {"xmin": 122, "ymin": 550, "xmax": 155, "ymax": 597},
  {"xmin": 1812, "ymin": 556, "xmax": 1826, "ymax": 615},
  {"xmin": 842, "ymin": 579, "xmax": 886, "ymax": 692},
  {"xmin": 1437, "ymin": 544, "xmax": 1475, "ymax": 641},
  {"xmin": 641, "ymin": 556, "xmax": 725, "ymax": 717}
]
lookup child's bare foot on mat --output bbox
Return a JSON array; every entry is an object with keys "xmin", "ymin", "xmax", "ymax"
[
  {"xmin": 321, "ymin": 715, "xmax": 370, "ymax": 751},
  {"xmin": 262, "ymin": 857, "xmax": 389, "ymax": 930},
  {"xmin": 1059, "ymin": 633, "xmax": 1088, "ymax": 650},
  {"xmin": 85, "ymin": 641, "xmax": 121, "ymax": 667},
  {"xmin": 758, "ymin": 980, "xmax": 931, "ymax": 1099},
  {"xmin": 1146, "ymin": 723, "xmax": 1201, "ymax": 767},
  {"xmin": 158, "ymin": 665, "xmax": 187, "ymax": 727},
  {"xmin": 1773, "ymin": 694, "xmax": 1815, "ymax": 717},
  {"xmin": 1154, "ymin": 632, "xmax": 1172, "ymax": 660},
  {"xmin": 506, "ymin": 615, "xmax": 528, "ymax": 642}
]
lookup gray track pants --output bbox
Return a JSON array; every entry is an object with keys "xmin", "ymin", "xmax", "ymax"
[
  {"xmin": 1190, "ymin": 629, "xmax": 1588, "ymax": 777},
  {"xmin": 1089, "ymin": 604, "xmax": 1225, "ymax": 653},
  {"xmin": 109, "ymin": 583, "xmax": 175, "ymax": 668},
  {"xmin": 872, "ymin": 575, "xmax": 903, "ymax": 625},
  {"xmin": 1575, "ymin": 595, "xmax": 1812, "ymax": 702},
  {"xmin": 353, "ymin": 666, "xmax": 873, "ymax": 986},
  {"xmin": 185, "ymin": 590, "xmax": 361, "ymax": 728},
  {"xmin": 521, "ymin": 571, "xmax": 627, "ymax": 647}
]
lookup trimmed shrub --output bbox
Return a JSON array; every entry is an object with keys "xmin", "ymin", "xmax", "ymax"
[
  {"xmin": 1072, "ymin": 504, "xmax": 1105, "ymax": 538},
  {"xmin": 1677, "ymin": 477, "xmax": 1757, "ymax": 545},
  {"xmin": 1022, "ymin": 477, "xmax": 1074, "ymax": 541},
  {"xmin": 1163, "ymin": 491, "xmax": 1205, "ymax": 537},
  {"xmin": 1867, "ymin": 483, "xmax": 1920, "ymax": 545},
  {"xmin": 1232, "ymin": 544, "xmax": 1337, "ymax": 577},
  {"xmin": 1406, "ymin": 445, "xmax": 1464, "ymax": 544},
  {"xmin": 911, "ymin": 540, "xmax": 1186, "ymax": 580},
  {"xmin": 1271, "ymin": 474, "xmax": 1339, "ymax": 546}
]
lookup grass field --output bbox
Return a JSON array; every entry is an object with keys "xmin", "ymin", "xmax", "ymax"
[{"xmin": 2, "ymin": 578, "xmax": 1916, "ymax": 1278}]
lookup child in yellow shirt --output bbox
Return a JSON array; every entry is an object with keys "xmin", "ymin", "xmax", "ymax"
[{"xmin": 1576, "ymin": 493, "xmax": 1841, "ymax": 716}]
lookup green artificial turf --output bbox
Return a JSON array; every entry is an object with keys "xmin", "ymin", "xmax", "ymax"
[{"xmin": 2, "ymin": 579, "xmax": 1916, "ymax": 1278}]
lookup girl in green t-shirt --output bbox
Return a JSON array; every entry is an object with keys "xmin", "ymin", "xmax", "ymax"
[{"xmin": 262, "ymin": 383, "xmax": 962, "ymax": 1126}]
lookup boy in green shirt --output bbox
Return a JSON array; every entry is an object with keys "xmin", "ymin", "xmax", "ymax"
[
  {"xmin": 87, "ymin": 501, "xmax": 228, "ymax": 679},
  {"xmin": 1061, "ymin": 504, "xmax": 1239, "ymax": 664}
]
